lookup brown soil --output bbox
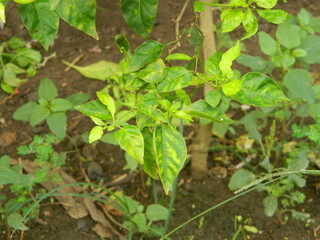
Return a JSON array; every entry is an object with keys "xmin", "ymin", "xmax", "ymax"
[{"xmin": 1, "ymin": 0, "xmax": 320, "ymax": 240}]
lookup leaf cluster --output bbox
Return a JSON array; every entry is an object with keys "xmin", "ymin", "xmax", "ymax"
[
  {"xmin": 13, "ymin": 78, "xmax": 90, "ymax": 139},
  {"xmin": 0, "ymin": 37, "xmax": 41, "ymax": 93}
]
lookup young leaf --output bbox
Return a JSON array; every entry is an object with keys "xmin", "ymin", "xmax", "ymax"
[
  {"xmin": 13, "ymin": 48, "xmax": 41, "ymax": 67},
  {"xmin": 257, "ymin": 9, "xmax": 290, "ymax": 24},
  {"xmin": 0, "ymin": 3, "xmax": 5, "ymax": 23},
  {"xmin": 276, "ymin": 23, "xmax": 300, "ymax": 49},
  {"xmin": 75, "ymin": 100, "xmax": 112, "ymax": 120},
  {"xmin": 236, "ymin": 54, "xmax": 269, "ymax": 72},
  {"xmin": 120, "ymin": 0, "xmax": 158, "ymax": 38},
  {"xmin": 230, "ymin": 72, "xmax": 289, "ymax": 107},
  {"xmin": 166, "ymin": 53, "xmax": 192, "ymax": 61},
  {"xmin": 138, "ymin": 59, "xmax": 166, "ymax": 83},
  {"xmin": 154, "ymin": 124, "xmax": 187, "ymax": 194},
  {"xmin": 206, "ymin": 90, "xmax": 221, "ymax": 108},
  {"xmin": 221, "ymin": 9, "xmax": 244, "ymax": 33},
  {"xmin": 263, "ymin": 196, "xmax": 278, "ymax": 217},
  {"xmin": 157, "ymin": 66, "xmax": 192, "ymax": 92},
  {"xmin": 255, "ymin": 0, "xmax": 277, "ymax": 9},
  {"xmin": 63, "ymin": 60, "xmax": 119, "ymax": 81},
  {"xmin": 228, "ymin": 169, "xmax": 256, "ymax": 191},
  {"xmin": 7, "ymin": 213, "xmax": 29, "ymax": 231},
  {"xmin": 115, "ymin": 125, "xmax": 144, "ymax": 164},
  {"xmin": 96, "ymin": 91, "xmax": 116, "ymax": 119},
  {"xmin": 13, "ymin": 102, "xmax": 38, "ymax": 121},
  {"xmin": 67, "ymin": 92, "xmax": 91, "ymax": 106},
  {"xmin": 283, "ymin": 69, "xmax": 315, "ymax": 104},
  {"xmin": 146, "ymin": 204, "xmax": 169, "ymax": 221},
  {"xmin": 137, "ymin": 92, "xmax": 167, "ymax": 123},
  {"xmin": 141, "ymin": 127, "xmax": 157, "ymax": 179},
  {"xmin": 30, "ymin": 105, "xmax": 50, "ymax": 126},
  {"xmin": 205, "ymin": 51, "xmax": 223, "ymax": 76},
  {"xmin": 222, "ymin": 79, "xmax": 242, "ymax": 96},
  {"xmin": 127, "ymin": 40, "xmax": 164, "ymax": 73},
  {"xmin": 50, "ymin": 98, "xmax": 73, "ymax": 112},
  {"xmin": 89, "ymin": 126, "xmax": 104, "ymax": 143},
  {"xmin": 299, "ymin": 35, "xmax": 320, "ymax": 64},
  {"xmin": 115, "ymin": 33, "xmax": 130, "ymax": 53},
  {"xmin": 50, "ymin": 0, "xmax": 98, "ymax": 39},
  {"xmin": 183, "ymin": 100, "xmax": 234, "ymax": 124},
  {"xmin": 219, "ymin": 41, "xmax": 241, "ymax": 78},
  {"xmin": 258, "ymin": 31, "xmax": 277, "ymax": 56},
  {"xmin": 38, "ymin": 78, "xmax": 58, "ymax": 101},
  {"xmin": 46, "ymin": 112, "xmax": 67, "ymax": 139},
  {"xmin": 242, "ymin": 9, "xmax": 258, "ymax": 40},
  {"xmin": 18, "ymin": 0, "xmax": 59, "ymax": 50}
]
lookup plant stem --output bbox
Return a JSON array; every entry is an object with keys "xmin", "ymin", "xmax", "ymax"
[{"xmin": 152, "ymin": 179, "xmax": 158, "ymax": 204}]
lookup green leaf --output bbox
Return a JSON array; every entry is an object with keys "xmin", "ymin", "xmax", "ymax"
[
  {"xmin": 283, "ymin": 69, "xmax": 315, "ymax": 104},
  {"xmin": 137, "ymin": 92, "xmax": 167, "ymax": 122},
  {"xmin": 193, "ymin": 1, "xmax": 204, "ymax": 12},
  {"xmin": 242, "ymin": 9, "xmax": 258, "ymax": 40},
  {"xmin": 258, "ymin": 31, "xmax": 277, "ymax": 56},
  {"xmin": 297, "ymin": 8, "xmax": 311, "ymax": 26},
  {"xmin": 146, "ymin": 204, "xmax": 169, "ymax": 221},
  {"xmin": 205, "ymin": 91, "xmax": 221, "ymax": 108},
  {"xmin": 1, "ymin": 83, "xmax": 14, "ymax": 94},
  {"xmin": 75, "ymin": 100, "xmax": 112, "ymax": 120},
  {"xmin": 67, "ymin": 92, "xmax": 91, "ymax": 106},
  {"xmin": 38, "ymin": 78, "xmax": 58, "ymax": 101},
  {"xmin": 141, "ymin": 128, "xmax": 157, "ymax": 178},
  {"xmin": 308, "ymin": 103, "xmax": 320, "ymax": 119},
  {"xmin": 157, "ymin": 66, "xmax": 192, "ymax": 92},
  {"xmin": 123, "ymin": 153, "xmax": 138, "ymax": 172},
  {"xmin": 263, "ymin": 196, "xmax": 278, "ymax": 217},
  {"xmin": 115, "ymin": 33, "xmax": 130, "ymax": 53},
  {"xmin": 0, "ymin": 156, "xmax": 10, "ymax": 168},
  {"xmin": 50, "ymin": 0, "xmax": 98, "ymax": 39},
  {"xmin": 276, "ymin": 23, "xmax": 300, "ymax": 49},
  {"xmin": 138, "ymin": 59, "xmax": 166, "ymax": 83},
  {"xmin": 205, "ymin": 51, "xmax": 223, "ymax": 76},
  {"xmin": 4, "ymin": 63, "xmax": 25, "ymax": 75},
  {"xmin": 13, "ymin": 48, "xmax": 41, "ymax": 68},
  {"xmin": 18, "ymin": 0, "xmax": 59, "ymax": 50},
  {"xmin": 46, "ymin": 112, "xmax": 67, "ymax": 139},
  {"xmin": 115, "ymin": 125, "xmax": 144, "ymax": 164},
  {"xmin": 89, "ymin": 126, "xmax": 104, "ymax": 143},
  {"xmin": 30, "ymin": 105, "xmax": 50, "ymax": 126},
  {"xmin": 96, "ymin": 91, "xmax": 116, "ymax": 119},
  {"xmin": 299, "ymin": 35, "xmax": 320, "ymax": 64},
  {"xmin": 241, "ymin": 111, "xmax": 268, "ymax": 141},
  {"xmin": 221, "ymin": 9, "xmax": 244, "ymax": 33},
  {"xmin": 255, "ymin": 0, "xmax": 277, "ymax": 8},
  {"xmin": 228, "ymin": 169, "xmax": 256, "ymax": 191},
  {"xmin": 122, "ymin": 72, "xmax": 145, "ymax": 91},
  {"xmin": 13, "ymin": 102, "xmax": 38, "ymax": 121},
  {"xmin": 219, "ymin": 41, "xmax": 241, "ymax": 78},
  {"xmin": 154, "ymin": 124, "xmax": 187, "ymax": 194},
  {"xmin": 50, "ymin": 98, "xmax": 73, "ymax": 112},
  {"xmin": 7, "ymin": 213, "xmax": 29, "ymax": 231},
  {"xmin": 183, "ymin": 100, "xmax": 233, "ymax": 124},
  {"xmin": 222, "ymin": 79, "xmax": 242, "ymax": 96},
  {"xmin": 166, "ymin": 53, "xmax": 192, "ymax": 61},
  {"xmin": 282, "ymin": 54, "xmax": 295, "ymax": 68},
  {"xmin": 127, "ymin": 40, "xmax": 164, "ymax": 73},
  {"xmin": 231, "ymin": 72, "xmax": 289, "ymax": 107},
  {"xmin": 63, "ymin": 60, "xmax": 119, "ymax": 81},
  {"xmin": 0, "ymin": 166, "xmax": 33, "ymax": 186},
  {"xmin": 257, "ymin": 9, "xmax": 290, "ymax": 24},
  {"xmin": 120, "ymin": 0, "xmax": 158, "ymax": 38},
  {"xmin": 288, "ymin": 150, "xmax": 309, "ymax": 170},
  {"xmin": 236, "ymin": 54, "xmax": 269, "ymax": 72},
  {"xmin": 100, "ymin": 132, "xmax": 119, "ymax": 145},
  {"xmin": 0, "ymin": 3, "xmax": 5, "ymax": 23}
]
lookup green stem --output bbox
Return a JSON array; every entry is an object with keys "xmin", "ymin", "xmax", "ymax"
[
  {"xmin": 232, "ymin": 228, "xmax": 242, "ymax": 240},
  {"xmin": 152, "ymin": 179, "xmax": 158, "ymax": 204}
]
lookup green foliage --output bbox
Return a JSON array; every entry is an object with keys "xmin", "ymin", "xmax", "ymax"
[
  {"xmin": 13, "ymin": 78, "xmax": 90, "ymax": 139},
  {"xmin": 0, "ymin": 37, "xmax": 41, "ymax": 93}
]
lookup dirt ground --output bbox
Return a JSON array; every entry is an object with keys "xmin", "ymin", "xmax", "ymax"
[{"xmin": 1, "ymin": 0, "xmax": 320, "ymax": 240}]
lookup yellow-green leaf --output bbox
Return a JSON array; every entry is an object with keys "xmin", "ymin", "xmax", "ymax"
[{"xmin": 222, "ymin": 79, "xmax": 242, "ymax": 96}]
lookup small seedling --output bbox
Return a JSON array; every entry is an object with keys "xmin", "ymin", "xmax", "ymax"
[{"xmin": 13, "ymin": 78, "xmax": 90, "ymax": 139}]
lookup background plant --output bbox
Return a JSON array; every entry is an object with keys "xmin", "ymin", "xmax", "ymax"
[
  {"xmin": 12, "ymin": 78, "xmax": 90, "ymax": 139},
  {"xmin": 0, "ymin": 36, "xmax": 41, "ymax": 94}
]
